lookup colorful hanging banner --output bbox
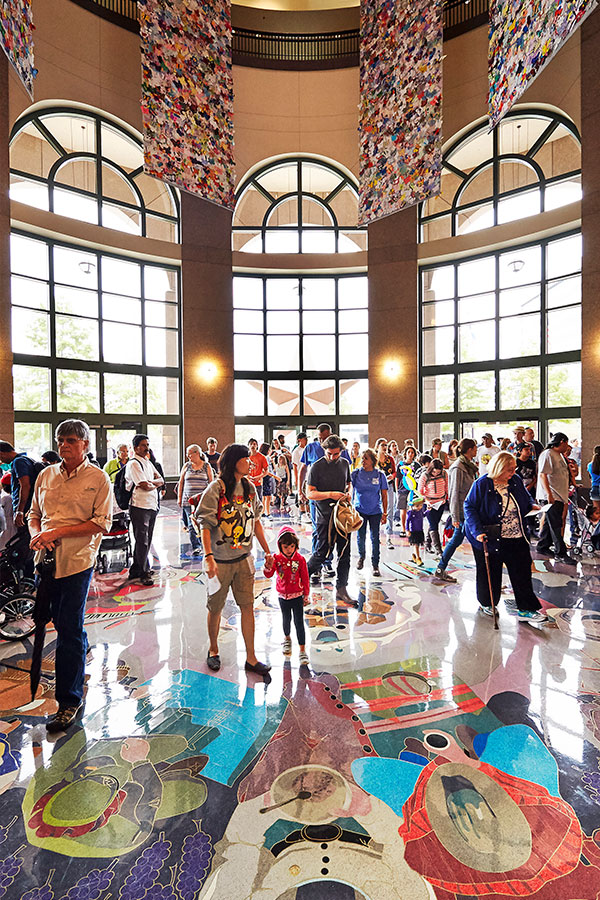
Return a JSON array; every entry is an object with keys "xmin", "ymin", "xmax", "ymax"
[
  {"xmin": 489, "ymin": 0, "xmax": 598, "ymax": 127},
  {"xmin": 139, "ymin": 0, "xmax": 235, "ymax": 209},
  {"xmin": 0, "ymin": 0, "xmax": 36, "ymax": 98},
  {"xmin": 358, "ymin": 0, "xmax": 443, "ymax": 225}
]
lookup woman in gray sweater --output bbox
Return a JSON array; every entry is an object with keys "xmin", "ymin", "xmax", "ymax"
[{"xmin": 434, "ymin": 438, "xmax": 479, "ymax": 582}]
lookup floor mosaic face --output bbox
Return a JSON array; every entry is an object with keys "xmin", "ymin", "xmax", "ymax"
[{"xmin": 1, "ymin": 501, "xmax": 600, "ymax": 899}]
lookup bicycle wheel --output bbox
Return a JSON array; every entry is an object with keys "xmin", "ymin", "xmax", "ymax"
[{"xmin": 0, "ymin": 592, "xmax": 36, "ymax": 640}]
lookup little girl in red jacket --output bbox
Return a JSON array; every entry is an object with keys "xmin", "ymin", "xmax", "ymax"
[{"xmin": 263, "ymin": 525, "xmax": 310, "ymax": 664}]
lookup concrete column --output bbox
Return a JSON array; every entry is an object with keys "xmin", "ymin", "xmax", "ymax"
[
  {"xmin": 180, "ymin": 192, "xmax": 235, "ymax": 452},
  {"xmin": 367, "ymin": 206, "xmax": 419, "ymax": 445},
  {"xmin": 581, "ymin": 8, "xmax": 600, "ymax": 480},
  {"xmin": 0, "ymin": 55, "xmax": 14, "ymax": 443}
]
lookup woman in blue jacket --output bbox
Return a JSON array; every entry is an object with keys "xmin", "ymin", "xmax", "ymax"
[{"xmin": 463, "ymin": 451, "xmax": 548, "ymax": 624}]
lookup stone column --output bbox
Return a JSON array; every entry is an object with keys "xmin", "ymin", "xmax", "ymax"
[
  {"xmin": 180, "ymin": 193, "xmax": 235, "ymax": 452},
  {"xmin": 367, "ymin": 206, "xmax": 419, "ymax": 445},
  {"xmin": 581, "ymin": 9, "xmax": 600, "ymax": 482},
  {"xmin": 0, "ymin": 55, "xmax": 14, "ymax": 442}
]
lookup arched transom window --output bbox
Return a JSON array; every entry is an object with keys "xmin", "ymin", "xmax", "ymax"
[
  {"xmin": 9, "ymin": 107, "xmax": 179, "ymax": 242},
  {"xmin": 233, "ymin": 157, "xmax": 366, "ymax": 254},
  {"xmin": 420, "ymin": 109, "xmax": 581, "ymax": 241}
]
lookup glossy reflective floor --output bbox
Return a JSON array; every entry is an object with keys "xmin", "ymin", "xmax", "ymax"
[{"xmin": 1, "ymin": 500, "xmax": 600, "ymax": 899}]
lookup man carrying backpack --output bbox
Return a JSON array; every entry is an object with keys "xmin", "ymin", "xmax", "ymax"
[
  {"xmin": 306, "ymin": 434, "xmax": 356, "ymax": 607},
  {"xmin": 0, "ymin": 440, "xmax": 41, "ymax": 531},
  {"xmin": 125, "ymin": 434, "xmax": 164, "ymax": 586}
]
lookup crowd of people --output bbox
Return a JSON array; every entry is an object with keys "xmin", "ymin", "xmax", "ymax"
[{"xmin": 1, "ymin": 419, "xmax": 598, "ymax": 733}]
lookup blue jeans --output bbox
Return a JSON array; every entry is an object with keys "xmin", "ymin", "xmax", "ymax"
[
  {"xmin": 309, "ymin": 500, "xmax": 332, "ymax": 565},
  {"xmin": 48, "ymin": 566, "xmax": 94, "ymax": 706},
  {"xmin": 181, "ymin": 504, "xmax": 200, "ymax": 550},
  {"xmin": 438, "ymin": 523, "xmax": 465, "ymax": 571},
  {"xmin": 357, "ymin": 513, "xmax": 382, "ymax": 566},
  {"xmin": 385, "ymin": 488, "xmax": 395, "ymax": 535}
]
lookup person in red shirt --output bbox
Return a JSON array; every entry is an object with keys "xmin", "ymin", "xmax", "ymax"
[
  {"xmin": 264, "ymin": 525, "xmax": 310, "ymax": 665},
  {"xmin": 247, "ymin": 438, "xmax": 269, "ymax": 504}
]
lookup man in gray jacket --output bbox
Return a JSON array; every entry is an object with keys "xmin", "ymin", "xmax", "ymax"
[{"xmin": 434, "ymin": 438, "xmax": 479, "ymax": 583}]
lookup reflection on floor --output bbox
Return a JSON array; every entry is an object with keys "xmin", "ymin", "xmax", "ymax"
[{"xmin": 1, "ymin": 500, "xmax": 600, "ymax": 899}]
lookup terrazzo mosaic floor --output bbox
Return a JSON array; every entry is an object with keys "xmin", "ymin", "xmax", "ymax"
[{"xmin": 1, "ymin": 500, "xmax": 600, "ymax": 899}]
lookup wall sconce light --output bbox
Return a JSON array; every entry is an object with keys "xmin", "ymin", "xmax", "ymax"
[
  {"xmin": 198, "ymin": 361, "xmax": 218, "ymax": 382},
  {"xmin": 383, "ymin": 359, "xmax": 401, "ymax": 380}
]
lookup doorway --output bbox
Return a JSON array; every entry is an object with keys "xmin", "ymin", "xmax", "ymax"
[{"xmin": 93, "ymin": 423, "xmax": 142, "ymax": 467}]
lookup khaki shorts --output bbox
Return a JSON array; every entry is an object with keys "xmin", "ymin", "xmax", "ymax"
[{"xmin": 207, "ymin": 557, "xmax": 255, "ymax": 614}]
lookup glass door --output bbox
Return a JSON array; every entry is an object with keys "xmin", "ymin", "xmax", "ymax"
[{"xmin": 95, "ymin": 423, "xmax": 142, "ymax": 467}]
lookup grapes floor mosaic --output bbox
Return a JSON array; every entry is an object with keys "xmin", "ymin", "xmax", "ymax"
[{"xmin": 1, "ymin": 501, "xmax": 600, "ymax": 899}]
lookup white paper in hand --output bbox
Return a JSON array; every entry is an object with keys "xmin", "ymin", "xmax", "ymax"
[
  {"xmin": 207, "ymin": 575, "xmax": 221, "ymax": 595},
  {"xmin": 526, "ymin": 503, "xmax": 552, "ymax": 517}
]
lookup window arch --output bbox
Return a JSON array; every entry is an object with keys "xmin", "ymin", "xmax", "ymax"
[
  {"xmin": 232, "ymin": 156, "xmax": 366, "ymax": 254},
  {"xmin": 420, "ymin": 108, "xmax": 581, "ymax": 241},
  {"xmin": 9, "ymin": 107, "xmax": 180, "ymax": 242},
  {"xmin": 232, "ymin": 155, "xmax": 368, "ymax": 446}
]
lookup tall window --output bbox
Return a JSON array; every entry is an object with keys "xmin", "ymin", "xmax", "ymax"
[
  {"xmin": 233, "ymin": 157, "xmax": 368, "ymax": 445},
  {"xmin": 233, "ymin": 156, "xmax": 366, "ymax": 254},
  {"xmin": 10, "ymin": 231, "xmax": 181, "ymax": 472},
  {"xmin": 420, "ymin": 109, "xmax": 581, "ymax": 241},
  {"xmin": 234, "ymin": 275, "xmax": 369, "ymax": 445},
  {"xmin": 9, "ymin": 107, "xmax": 179, "ymax": 241},
  {"xmin": 420, "ymin": 232, "xmax": 581, "ymax": 447}
]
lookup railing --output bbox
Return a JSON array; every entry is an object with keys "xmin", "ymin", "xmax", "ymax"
[
  {"xmin": 69, "ymin": 0, "xmax": 491, "ymax": 62},
  {"xmin": 233, "ymin": 28, "xmax": 358, "ymax": 69}
]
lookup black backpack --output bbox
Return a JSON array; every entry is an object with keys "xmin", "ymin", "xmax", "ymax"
[{"xmin": 113, "ymin": 459, "xmax": 143, "ymax": 510}]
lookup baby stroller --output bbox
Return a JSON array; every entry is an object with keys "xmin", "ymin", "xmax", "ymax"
[
  {"xmin": 96, "ymin": 511, "xmax": 132, "ymax": 574},
  {"xmin": 0, "ymin": 530, "xmax": 36, "ymax": 641},
  {"xmin": 568, "ymin": 500, "xmax": 598, "ymax": 558}
]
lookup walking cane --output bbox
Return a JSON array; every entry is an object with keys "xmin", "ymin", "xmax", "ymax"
[{"xmin": 482, "ymin": 537, "xmax": 499, "ymax": 630}]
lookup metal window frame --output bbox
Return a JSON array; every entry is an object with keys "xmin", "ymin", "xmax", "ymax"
[
  {"xmin": 10, "ymin": 229, "xmax": 183, "ymax": 470},
  {"xmin": 233, "ymin": 272, "xmax": 368, "ymax": 434},
  {"xmin": 9, "ymin": 107, "xmax": 180, "ymax": 242},
  {"xmin": 419, "ymin": 108, "xmax": 582, "ymax": 241},
  {"xmin": 418, "ymin": 230, "xmax": 582, "ymax": 446},
  {"xmin": 232, "ymin": 157, "xmax": 366, "ymax": 255}
]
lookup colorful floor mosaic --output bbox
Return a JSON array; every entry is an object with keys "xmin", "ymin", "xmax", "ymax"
[{"xmin": 1, "ymin": 501, "xmax": 600, "ymax": 898}]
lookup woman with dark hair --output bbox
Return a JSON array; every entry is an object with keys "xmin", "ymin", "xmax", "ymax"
[
  {"xmin": 418, "ymin": 459, "xmax": 448, "ymax": 557},
  {"xmin": 197, "ymin": 443, "xmax": 273, "ymax": 674},
  {"xmin": 464, "ymin": 451, "xmax": 546, "ymax": 623},
  {"xmin": 434, "ymin": 437, "xmax": 478, "ymax": 582},
  {"xmin": 429, "ymin": 438, "xmax": 449, "ymax": 470},
  {"xmin": 588, "ymin": 445, "xmax": 600, "ymax": 510},
  {"xmin": 351, "ymin": 448, "xmax": 388, "ymax": 577}
]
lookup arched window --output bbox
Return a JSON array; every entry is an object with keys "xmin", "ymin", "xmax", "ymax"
[
  {"xmin": 9, "ymin": 107, "xmax": 182, "ymax": 471},
  {"xmin": 232, "ymin": 156, "xmax": 368, "ymax": 446},
  {"xmin": 9, "ymin": 107, "xmax": 179, "ymax": 242},
  {"xmin": 420, "ymin": 109, "xmax": 581, "ymax": 241},
  {"xmin": 233, "ymin": 157, "xmax": 366, "ymax": 254},
  {"xmin": 418, "ymin": 109, "xmax": 582, "ymax": 447}
]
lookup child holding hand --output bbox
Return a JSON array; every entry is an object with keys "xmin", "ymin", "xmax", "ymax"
[{"xmin": 264, "ymin": 525, "xmax": 310, "ymax": 664}]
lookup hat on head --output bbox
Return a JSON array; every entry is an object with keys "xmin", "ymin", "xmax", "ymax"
[
  {"xmin": 481, "ymin": 433, "xmax": 493, "ymax": 440},
  {"xmin": 0, "ymin": 472, "xmax": 11, "ymax": 486},
  {"xmin": 513, "ymin": 425, "xmax": 525, "ymax": 434}
]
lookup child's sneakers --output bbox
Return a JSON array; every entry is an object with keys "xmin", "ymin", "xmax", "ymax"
[
  {"xmin": 283, "ymin": 637, "xmax": 292, "ymax": 657},
  {"xmin": 299, "ymin": 650, "xmax": 309, "ymax": 666}
]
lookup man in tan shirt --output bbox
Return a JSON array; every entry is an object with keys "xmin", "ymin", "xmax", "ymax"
[{"xmin": 28, "ymin": 419, "xmax": 112, "ymax": 732}]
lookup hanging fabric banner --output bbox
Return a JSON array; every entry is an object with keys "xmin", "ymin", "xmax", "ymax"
[
  {"xmin": 0, "ymin": 0, "xmax": 36, "ymax": 98},
  {"xmin": 359, "ymin": 0, "xmax": 443, "ymax": 226},
  {"xmin": 489, "ymin": 0, "xmax": 598, "ymax": 128},
  {"xmin": 139, "ymin": 0, "xmax": 235, "ymax": 209}
]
